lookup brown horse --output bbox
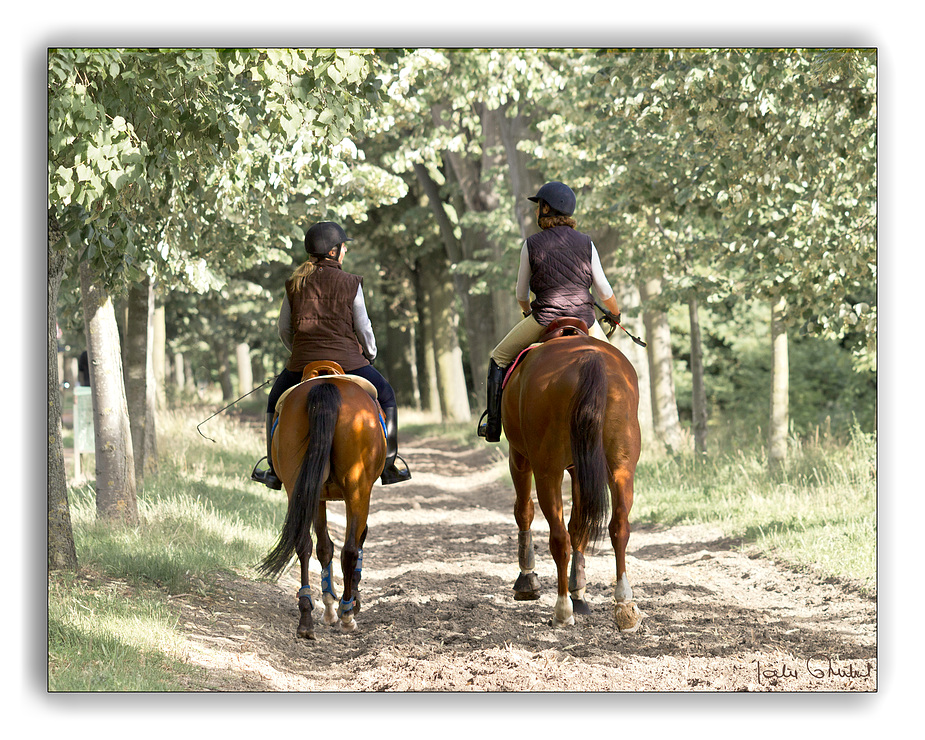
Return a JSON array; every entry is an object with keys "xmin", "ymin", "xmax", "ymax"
[
  {"xmin": 258, "ymin": 361, "xmax": 386, "ymax": 639},
  {"xmin": 502, "ymin": 326, "xmax": 642, "ymax": 630}
]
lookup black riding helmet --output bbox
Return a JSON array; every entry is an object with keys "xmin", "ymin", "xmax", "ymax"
[
  {"xmin": 305, "ymin": 221, "xmax": 353, "ymax": 258},
  {"xmin": 527, "ymin": 181, "xmax": 576, "ymax": 216}
]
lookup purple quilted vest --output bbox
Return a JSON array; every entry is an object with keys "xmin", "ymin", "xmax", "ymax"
[{"xmin": 527, "ymin": 225, "xmax": 595, "ymax": 328}]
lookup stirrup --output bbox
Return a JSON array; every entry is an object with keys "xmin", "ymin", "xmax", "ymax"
[
  {"xmin": 477, "ymin": 410, "xmax": 489, "ymax": 438},
  {"xmin": 251, "ymin": 457, "xmax": 283, "ymax": 490},
  {"xmin": 381, "ymin": 454, "xmax": 411, "ymax": 485}
]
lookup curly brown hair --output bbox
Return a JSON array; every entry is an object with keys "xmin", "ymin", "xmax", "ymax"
[{"xmin": 538, "ymin": 213, "xmax": 577, "ymax": 230}]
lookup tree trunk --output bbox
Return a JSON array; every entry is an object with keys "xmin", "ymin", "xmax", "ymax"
[
  {"xmin": 174, "ymin": 352, "xmax": 186, "ymax": 391},
  {"xmin": 769, "ymin": 297, "xmax": 790, "ymax": 471},
  {"xmin": 80, "ymin": 261, "xmax": 139, "ymax": 524},
  {"xmin": 413, "ymin": 265, "xmax": 441, "ymax": 417},
  {"xmin": 47, "ymin": 216, "xmax": 78, "ymax": 570},
  {"xmin": 413, "ymin": 161, "xmax": 488, "ymax": 403},
  {"xmin": 498, "ymin": 104, "xmax": 543, "ymax": 241},
  {"xmin": 422, "ymin": 257, "xmax": 471, "ymax": 422},
  {"xmin": 125, "ymin": 277, "xmax": 158, "ymax": 488},
  {"xmin": 153, "ymin": 303, "xmax": 167, "ymax": 409},
  {"xmin": 236, "ymin": 342, "xmax": 253, "ymax": 396},
  {"xmin": 611, "ymin": 277, "xmax": 656, "ymax": 448},
  {"xmin": 639, "ymin": 277, "xmax": 683, "ymax": 455},
  {"xmin": 688, "ymin": 295, "xmax": 708, "ymax": 457}
]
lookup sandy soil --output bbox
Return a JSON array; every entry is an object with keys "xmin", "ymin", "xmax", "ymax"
[{"xmin": 171, "ymin": 432, "xmax": 877, "ymax": 692}]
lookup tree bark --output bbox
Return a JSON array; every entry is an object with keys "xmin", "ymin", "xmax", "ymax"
[
  {"xmin": 125, "ymin": 277, "xmax": 158, "ymax": 488},
  {"xmin": 47, "ymin": 216, "xmax": 78, "ymax": 571},
  {"xmin": 80, "ymin": 261, "xmax": 139, "ymax": 524},
  {"xmin": 421, "ymin": 257, "xmax": 471, "ymax": 422},
  {"xmin": 769, "ymin": 297, "xmax": 790, "ymax": 471},
  {"xmin": 413, "ymin": 265, "xmax": 441, "ymax": 417},
  {"xmin": 688, "ymin": 295, "xmax": 708, "ymax": 457},
  {"xmin": 639, "ymin": 277, "xmax": 683, "ymax": 455},
  {"xmin": 610, "ymin": 277, "xmax": 656, "ymax": 447},
  {"xmin": 498, "ymin": 104, "xmax": 543, "ymax": 241},
  {"xmin": 236, "ymin": 342, "xmax": 253, "ymax": 396},
  {"xmin": 153, "ymin": 303, "xmax": 167, "ymax": 409}
]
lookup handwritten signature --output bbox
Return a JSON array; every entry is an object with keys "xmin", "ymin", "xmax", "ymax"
[{"xmin": 754, "ymin": 656, "xmax": 875, "ymax": 685}]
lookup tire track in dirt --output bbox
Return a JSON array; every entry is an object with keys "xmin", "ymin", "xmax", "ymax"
[{"xmin": 174, "ymin": 433, "xmax": 877, "ymax": 692}]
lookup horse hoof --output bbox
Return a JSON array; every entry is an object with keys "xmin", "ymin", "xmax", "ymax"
[
  {"xmin": 297, "ymin": 625, "xmax": 315, "ymax": 640},
  {"xmin": 571, "ymin": 597, "xmax": 592, "ymax": 616},
  {"xmin": 553, "ymin": 614, "xmax": 575, "ymax": 628},
  {"xmin": 513, "ymin": 572, "xmax": 541, "ymax": 600},
  {"xmin": 614, "ymin": 601, "xmax": 642, "ymax": 632},
  {"xmin": 340, "ymin": 616, "xmax": 358, "ymax": 634}
]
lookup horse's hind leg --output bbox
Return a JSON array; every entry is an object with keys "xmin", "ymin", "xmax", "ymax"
[
  {"xmin": 566, "ymin": 469, "xmax": 591, "ymax": 616},
  {"xmin": 535, "ymin": 471, "xmax": 573, "ymax": 627},
  {"xmin": 510, "ymin": 449, "xmax": 541, "ymax": 600},
  {"xmin": 337, "ymin": 495, "xmax": 370, "ymax": 634},
  {"xmin": 296, "ymin": 536, "xmax": 316, "ymax": 640},
  {"xmin": 609, "ymin": 466, "xmax": 641, "ymax": 632},
  {"xmin": 315, "ymin": 503, "xmax": 338, "ymax": 626}
]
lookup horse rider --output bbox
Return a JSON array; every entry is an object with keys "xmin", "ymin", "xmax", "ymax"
[
  {"xmin": 477, "ymin": 181, "xmax": 622, "ymax": 443},
  {"xmin": 251, "ymin": 221, "xmax": 412, "ymax": 488}
]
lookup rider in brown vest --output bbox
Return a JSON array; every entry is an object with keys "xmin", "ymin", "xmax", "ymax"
[
  {"xmin": 251, "ymin": 221, "xmax": 412, "ymax": 488},
  {"xmin": 477, "ymin": 181, "xmax": 622, "ymax": 442}
]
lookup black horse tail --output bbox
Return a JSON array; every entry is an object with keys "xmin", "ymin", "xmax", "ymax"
[
  {"xmin": 568, "ymin": 351, "xmax": 611, "ymax": 546},
  {"xmin": 259, "ymin": 382, "xmax": 342, "ymax": 579}
]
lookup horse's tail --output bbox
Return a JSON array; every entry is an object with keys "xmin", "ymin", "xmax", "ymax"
[
  {"xmin": 568, "ymin": 351, "xmax": 611, "ymax": 546},
  {"xmin": 259, "ymin": 382, "xmax": 342, "ymax": 579}
]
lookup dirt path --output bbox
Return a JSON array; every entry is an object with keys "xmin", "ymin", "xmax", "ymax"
[{"xmin": 173, "ymin": 433, "xmax": 877, "ymax": 692}]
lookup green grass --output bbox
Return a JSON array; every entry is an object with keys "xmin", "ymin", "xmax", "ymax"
[
  {"xmin": 48, "ymin": 571, "xmax": 207, "ymax": 691},
  {"xmin": 49, "ymin": 409, "xmax": 283, "ymax": 691},
  {"xmin": 632, "ymin": 424, "xmax": 876, "ymax": 593}
]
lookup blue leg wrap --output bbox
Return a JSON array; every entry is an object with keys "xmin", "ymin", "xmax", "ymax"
[
  {"xmin": 340, "ymin": 595, "xmax": 355, "ymax": 613},
  {"xmin": 354, "ymin": 549, "xmax": 363, "ymax": 585},
  {"xmin": 298, "ymin": 585, "xmax": 314, "ymax": 610},
  {"xmin": 321, "ymin": 563, "xmax": 337, "ymax": 599}
]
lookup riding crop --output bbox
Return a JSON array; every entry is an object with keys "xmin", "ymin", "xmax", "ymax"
[
  {"xmin": 196, "ymin": 378, "xmax": 274, "ymax": 443},
  {"xmin": 593, "ymin": 300, "xmax": 647, "ymax": 347}
]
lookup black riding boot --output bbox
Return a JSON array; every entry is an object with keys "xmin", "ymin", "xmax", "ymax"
[
  {"xmin": 251, "ymin": 413, "xmax": 283, "ymax": 490},
  {"xmin": 381, "ymin": 406, "xmax": 411, "ymax": 485},
  {"xmin": 477, "ymin": 359, "xmax": 507, "ymax": 443}
]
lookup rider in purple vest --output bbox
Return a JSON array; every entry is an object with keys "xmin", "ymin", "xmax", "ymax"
[
  {"xmin": 477, "ymin": 182, "xmax": 622, "ymax": 442},
  {"xmin": 251, "ymin": 221, "xmax": 412, "ymax": 488}
]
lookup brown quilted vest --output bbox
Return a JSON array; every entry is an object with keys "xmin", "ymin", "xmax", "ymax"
[
  {"xmin": 285, "ymin": 260, "xmax": 369, "ymax": 373},
  {"xmin": 527, "ymin": 225, "xmax": 595, "ymax": 328}
]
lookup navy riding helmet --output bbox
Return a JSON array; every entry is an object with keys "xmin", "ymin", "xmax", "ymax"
[
  {"xmin": 305, "ymin": 221, "xmax": 353, "ymax": 257},
  {"xmin": 527, "ymin": 181, "xmax": 576, "ymax": 216}
]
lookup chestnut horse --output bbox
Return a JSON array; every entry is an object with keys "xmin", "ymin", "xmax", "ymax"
[
  {"xmin": 502, "ymin": 328, "xmax": 642, "ymax": 630},
  {"xmin": 258, "ymin": 361, "xmax": 386, "ymax": 639}
]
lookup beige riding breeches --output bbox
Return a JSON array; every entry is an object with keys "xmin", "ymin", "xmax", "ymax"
[{"xmin": 490, "ymin": 313, "xmax": 611, "ymax": 366}]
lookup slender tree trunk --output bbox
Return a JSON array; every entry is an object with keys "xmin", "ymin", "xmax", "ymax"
[
  {"xmin": 413, "ymin": 265, "xmax": 441, "ymax": 417},
  {"xmin": 769, "ymin": 297, "xmax": 790, "ymax": 471},
  {"xmin": 236, "ymin": 343, "xmax": 253, "ymax": 396},
  {"xmin": 153, "ymin": 303, "xmax": 167, "ymax": 409},
  {"xmin": 48, "ymin": 217, "xmax": 78, "ymax": 570},
  {"xmin": 611, "ymin": 278, "xmax": 656, "ymax": 447},
  {"xmin": 174, "ymin": 352, "xmax": 185, "ymax": 391},
  {"xmin": 688, "ymin": 295, "xmax": 708, "ymax": 457},
  {"xmin": 498, "ymin": 104, "xmax": 542, "ymax": 241},
  {"xmin": 639, "ymin": 277, "xmax": 683, "ymax": 455},
  {"xmin": 80, "ymin": 261, "xmax": 138, "ymax": 524},
  {"xmin": 125, "ymin": 277, "xmax": 158, "ymax": 488},
  {"xmin": 422, "ymin": 257, "xmax": 470, "ymax": 422}
]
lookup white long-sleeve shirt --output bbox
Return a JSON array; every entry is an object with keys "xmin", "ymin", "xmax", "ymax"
[
  {"xmin": 277, "ymin": 283, "xmax": 378, "ymax": 361},
  {"xmin": 515, "ymin": 241, "xmax": 615, "ymax": 304}
]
